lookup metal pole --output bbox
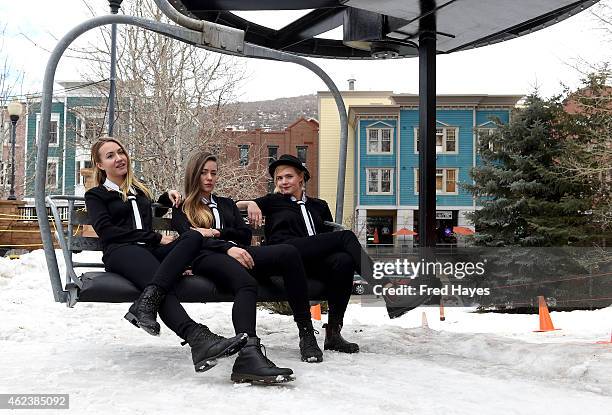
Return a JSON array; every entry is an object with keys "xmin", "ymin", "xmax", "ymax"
[
  {"xmin": 8, "ymin": 116, "xmax": 18, "ymax": 200},
  {"xmin": 418, "ymin": 3, "xmax": 437, "ymax": 248},
  {"xmin": 108, "ymin": 1, "xmax": 123, "ymax": 136},
  {"xmin": 36, "ymin": 14, "xmax": 224, "ymax": 303}
]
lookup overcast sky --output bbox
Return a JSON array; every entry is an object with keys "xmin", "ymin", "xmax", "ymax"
[{"xmin": 1, "ymin": 0, "xmax": 611, "ymax": 102}]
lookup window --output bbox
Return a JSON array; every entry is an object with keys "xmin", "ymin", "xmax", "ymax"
[
  {"xmin": 268, "ymin": 146, "xmax": 278, "ymax": 165},
  {"xmin": 47, "ymin": 161, "xmax": 58, "ymax": 188},
  {"xmin": 477, "ymin": 128, "xmax": 496, "ymax": 152},
  {"xmin": 75, "ymin": 117, "xmax": 85, "ymax": 144},
  {"xmin": 415, "ymin": 126, "xmax": 459, "ymax": 154},
  {"xmin": 85, "ymin": 117, "xmax": 105, "ymax": 142},
  {"xmin": 36, "ymin": 113, "xmax": 60, "ymax": 146},
  {"xmin": 75, "ymin": 161, "xmax": 81, "ymax": 186},
  {"xmin": 415, "ymin": 168, "xmax": 458, "ymax": 194},
  {"xmin": 296, "ymin": 146, "xmax": 308, "ymax": 164},
  {"xmin": 0, "ymin": 161, "xmax": 8, "ymax": 186},
  {"xmin": 267, "ymin": 178, "xmax": 275, "ymax": 194},
  {"xmin": 366, "ymin": 168, "xmax": 393, "ymax": 194},
  {"xmin": 366, "ymin": 127, "xmax": 393, "ymax": 154},
  {"xmin": 239, "ymin": 145, "xmax": 249, "ymax": 166}
]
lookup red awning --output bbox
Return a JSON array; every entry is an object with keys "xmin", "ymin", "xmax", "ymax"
[
  {"xmin": 393, "ymin": 227, "xmax": 418, "ymax": 236},
  {"xmin": 453, "ymin": 226, "xmax": 475, "ymax": 235}
]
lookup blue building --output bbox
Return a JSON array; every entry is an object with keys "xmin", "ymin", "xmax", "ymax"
[
  {"xmin": 347, "ymin": 94, "xmax": 522, "ymax": 246},
  {"xmin": 24, "ymin": 81, "xmax": 107, "ymax": 199}
]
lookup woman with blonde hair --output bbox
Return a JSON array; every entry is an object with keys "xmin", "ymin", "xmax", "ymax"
[
  {"xmin": 161, "ymin": 150, "xmax": 323, "ymax": 384},
  {"xmin": 84, "ymin": 137, "xmax": 247, "ymax": 373}
]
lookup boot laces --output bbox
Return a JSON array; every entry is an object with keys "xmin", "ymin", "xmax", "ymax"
[{"xmin": 255, "ymin": 343, "xmax": 275, "ymax": 367}]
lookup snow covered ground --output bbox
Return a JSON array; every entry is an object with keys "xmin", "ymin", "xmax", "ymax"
[{"xmin": 1, "ymin": 250, "xmax": 611, "ymax": 415}]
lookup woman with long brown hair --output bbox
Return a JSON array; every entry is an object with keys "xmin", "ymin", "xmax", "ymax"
[
  {"xmin": 161, "ymin": 150, "xmax": 323, "ymax": 384},
  {"xmin": 84, "ymin": 137, "xmax": 247, "ymax": 373}
]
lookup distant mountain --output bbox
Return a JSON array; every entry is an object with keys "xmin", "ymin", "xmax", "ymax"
[{"xmin": 228, "ymin": 94, "xmax": 317, "ymax": 131}]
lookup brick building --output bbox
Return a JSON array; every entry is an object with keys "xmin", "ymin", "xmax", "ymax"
[{"xmin": 228, "ymin": 117, "xmax": 320, "ymax": 197}]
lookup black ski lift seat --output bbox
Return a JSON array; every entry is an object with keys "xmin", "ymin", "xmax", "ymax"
[{"xmin": 47, "ymin": 195, "xmax": 345, "ymax": 307}]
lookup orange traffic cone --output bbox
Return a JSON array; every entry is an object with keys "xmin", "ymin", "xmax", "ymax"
[
  {"xmin": 596, "ymin": 330, "xmax": 612, "ymax": 344},
  {"xmin": 310, "ymin": 304, "xmax": 321, "ymax": 321},
  {"xmin": 533, "ymin": 296, "xmax": 560, "ymax": 332},
  {"xmin": 439, "ymin": 299, "xmax": 446, "ymax": 321},
  {"xmin": 421, "ymin": 311, "xmax": 429, "ymax": 329}
]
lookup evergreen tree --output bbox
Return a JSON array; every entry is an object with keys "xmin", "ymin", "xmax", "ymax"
[
  {"xmin": 560, "ymin": 68, "xmax": 612, "ymax": 242},
  {"xmin": 464, "ymin": 94, "xmax": 597, "ymax": 247}
]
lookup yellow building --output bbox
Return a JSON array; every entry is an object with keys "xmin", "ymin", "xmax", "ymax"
[{"xmin": 317, "ymin": 90, "xmax": 394, "ymax": 226}]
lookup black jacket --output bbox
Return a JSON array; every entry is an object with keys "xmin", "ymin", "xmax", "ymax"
[
  {"xmin": 253, "ymin": 193, "xmax": 334, "ymax": 245},
  {"xmin": 158, "ymin": 193, "xmax": 251, "ymax": 255},
  {"xmin": 85, "ymin": 184, "xmax": 162, "ymax": 256}
]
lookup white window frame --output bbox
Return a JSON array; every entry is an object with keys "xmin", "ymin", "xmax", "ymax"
[
  {"xmin": 414, "ymin": 167, "xmax": 459, "ymax": 195},
  {"xmin": 46, "ymin": 158, "xmax": 59, "ymax": 189},
  {"xmin": 366, "ymin": 126, "xmax": 394, "ymax": 154},
  {"xmin": 476, "ymin": 127, "xmax": 497, "ymax": 152},
  {"xmin": 366, "ymin": 168, "xmax": 394, "ymax": 195},
  {"xmin": 36, "ymin": 113, "xmax": 60, "ymax": 146},
  {"xmin": 414, "ymin": 126, "xmax": 459, "ymax": 154},
  {"xmin": 238, "ymin": 145, "xmax": 250, "ymax": 166}
]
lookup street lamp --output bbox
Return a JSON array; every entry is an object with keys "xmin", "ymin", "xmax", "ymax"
[{"xmin": 7, "ymin": 100, "xmax": 23, "ymax": 201}]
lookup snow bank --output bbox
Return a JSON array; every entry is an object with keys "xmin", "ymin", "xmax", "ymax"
[{"xmin": 0, "ymin": 250, "xmax": 611, "ymax": 414}]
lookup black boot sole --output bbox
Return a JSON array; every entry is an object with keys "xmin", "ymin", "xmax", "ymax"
[
  {"xmin": 301, "ymin": 355, "xmax": 323, "ymax": 363},
  {"xmin": 194, "ymin": 333, "xmax": 249, "ymax": 373},
  {"xmin": 124, "ymin": 311, "xmax": 160, "ymax": 337},
  {"xmin": 230, "ymin": 373, "xmax": 296, "ymax": 384},
  {"xmin": 324, "ymin": 344, "xmax": 360, "ymax": 353}
]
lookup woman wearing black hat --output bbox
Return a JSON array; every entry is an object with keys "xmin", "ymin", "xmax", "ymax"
[
  {"xmin": 158, "ymin": 150, "xmax": 325, "ymax": 383},
  {"xmin": 237, "ymin": 154, "xmax": 378, "ymax": 353}
]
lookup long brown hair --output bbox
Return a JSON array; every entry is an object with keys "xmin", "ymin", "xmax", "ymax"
[
  {"xmin": 90, "ymin": 136, "xmax": 152, "ymax": 201},
  {"xmin": 182, "ymin": 149, "xmax": 216, "ymax": 228}
]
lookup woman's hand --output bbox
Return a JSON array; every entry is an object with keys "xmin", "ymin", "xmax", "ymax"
[
  {"xmin": 246, "ymin": 202, "xmax": 263, "ymax": 228},
  {"xmin": 191, "ymin": 227, "xmax": 221, "ymax": 238},
  {"xmin": 167, "ymin": 189, "xmax": 182, "ymax": 207},
  {"xmin": 227, "ymin": 247, "xmax": 255, "ymax": 269},
  {"xmin": 160, "ymin": 234, "xmax": 175, "ymax": 245}
]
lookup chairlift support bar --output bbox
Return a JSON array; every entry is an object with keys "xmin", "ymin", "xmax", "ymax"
[{"xmin": 35, "ymin": 12, "xmax": 348, "ymax": 302}]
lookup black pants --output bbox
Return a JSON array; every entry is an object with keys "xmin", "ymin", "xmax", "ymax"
[
  {"xmin": 104, "ymin": 230, "xmax": 204, "ymax": 340},
  {"xmin": 284, "ymin": 230, "xmax": 374, "ymax": 325},
  {"xmin": 192, "ymin": 244, "xmax": 311, "ymax": 337}
]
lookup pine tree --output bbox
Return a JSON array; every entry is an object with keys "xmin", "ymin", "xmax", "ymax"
[{"xmin": 464, "ymin": 94, "xmax": 597, "ymax": 247}]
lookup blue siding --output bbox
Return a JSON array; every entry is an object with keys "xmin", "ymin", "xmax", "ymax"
[
  {"xmin": 398, "ymin": 109, "xmax": 474, "ymax": 206},
  {"xmin": 359, "ymin": 119, "xmax": 396, "ymax": 206},
  {"xmin": 476, "ymin": 110, "xmax": 509, "ymax": 126},
  {"xmin": 25, "ymin": 96, "xmax": 105, "ymax": 197},
  {"xmin": 25, "ymin": 102, "xmax": 65, "ymax": 197}
]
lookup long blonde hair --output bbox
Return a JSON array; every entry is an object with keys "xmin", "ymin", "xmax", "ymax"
[
  {"xmin": 182, "ymin": 150, "xmax": 215, "ymax": 228},
  {"xmin": 90, "ymin": 136, "xmax": 153, "ymax": 201},
  {"xmin": 273, "ymin": 165, "xmax": 305, "ymax": 194}
]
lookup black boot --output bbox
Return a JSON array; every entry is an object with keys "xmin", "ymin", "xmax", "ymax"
[
  {"xmin": 231, "ymin": 337, "xmax": 296, "ymax": 384},
  {"xmin": 182, "ymin": 324, "xmax": 248, "ymax": 372},
  {"xmin": 124, "ymin": 285, "xmax": 165, "ymax": 336},
  {"xmin": 323, "ymin": 322, "xmax": 359, "ymax": 353},
  {"xmin": 298, "ymin": 321, "xmax": 323, "ymax": 363}
]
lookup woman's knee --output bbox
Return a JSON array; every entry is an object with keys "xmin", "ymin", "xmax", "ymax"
[
  {"xmin": 181, "ymin": 229, "xmax": 204, "ymax": 243},
  {"xmin": 340, "ymin": 229, "xmax": 358, "ymax": 243},
  {"xmin": 275, "ymin": 244, "xmax": 301, "ymax": 260},
  {"xmin": 326, "ymin": 252, "xmax": 354, "ymax": 274}
]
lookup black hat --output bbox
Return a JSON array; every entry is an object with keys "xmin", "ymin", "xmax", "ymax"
[{"xmin": 268, "ymin": 154, "xmax": 311, "ymax": 182}]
